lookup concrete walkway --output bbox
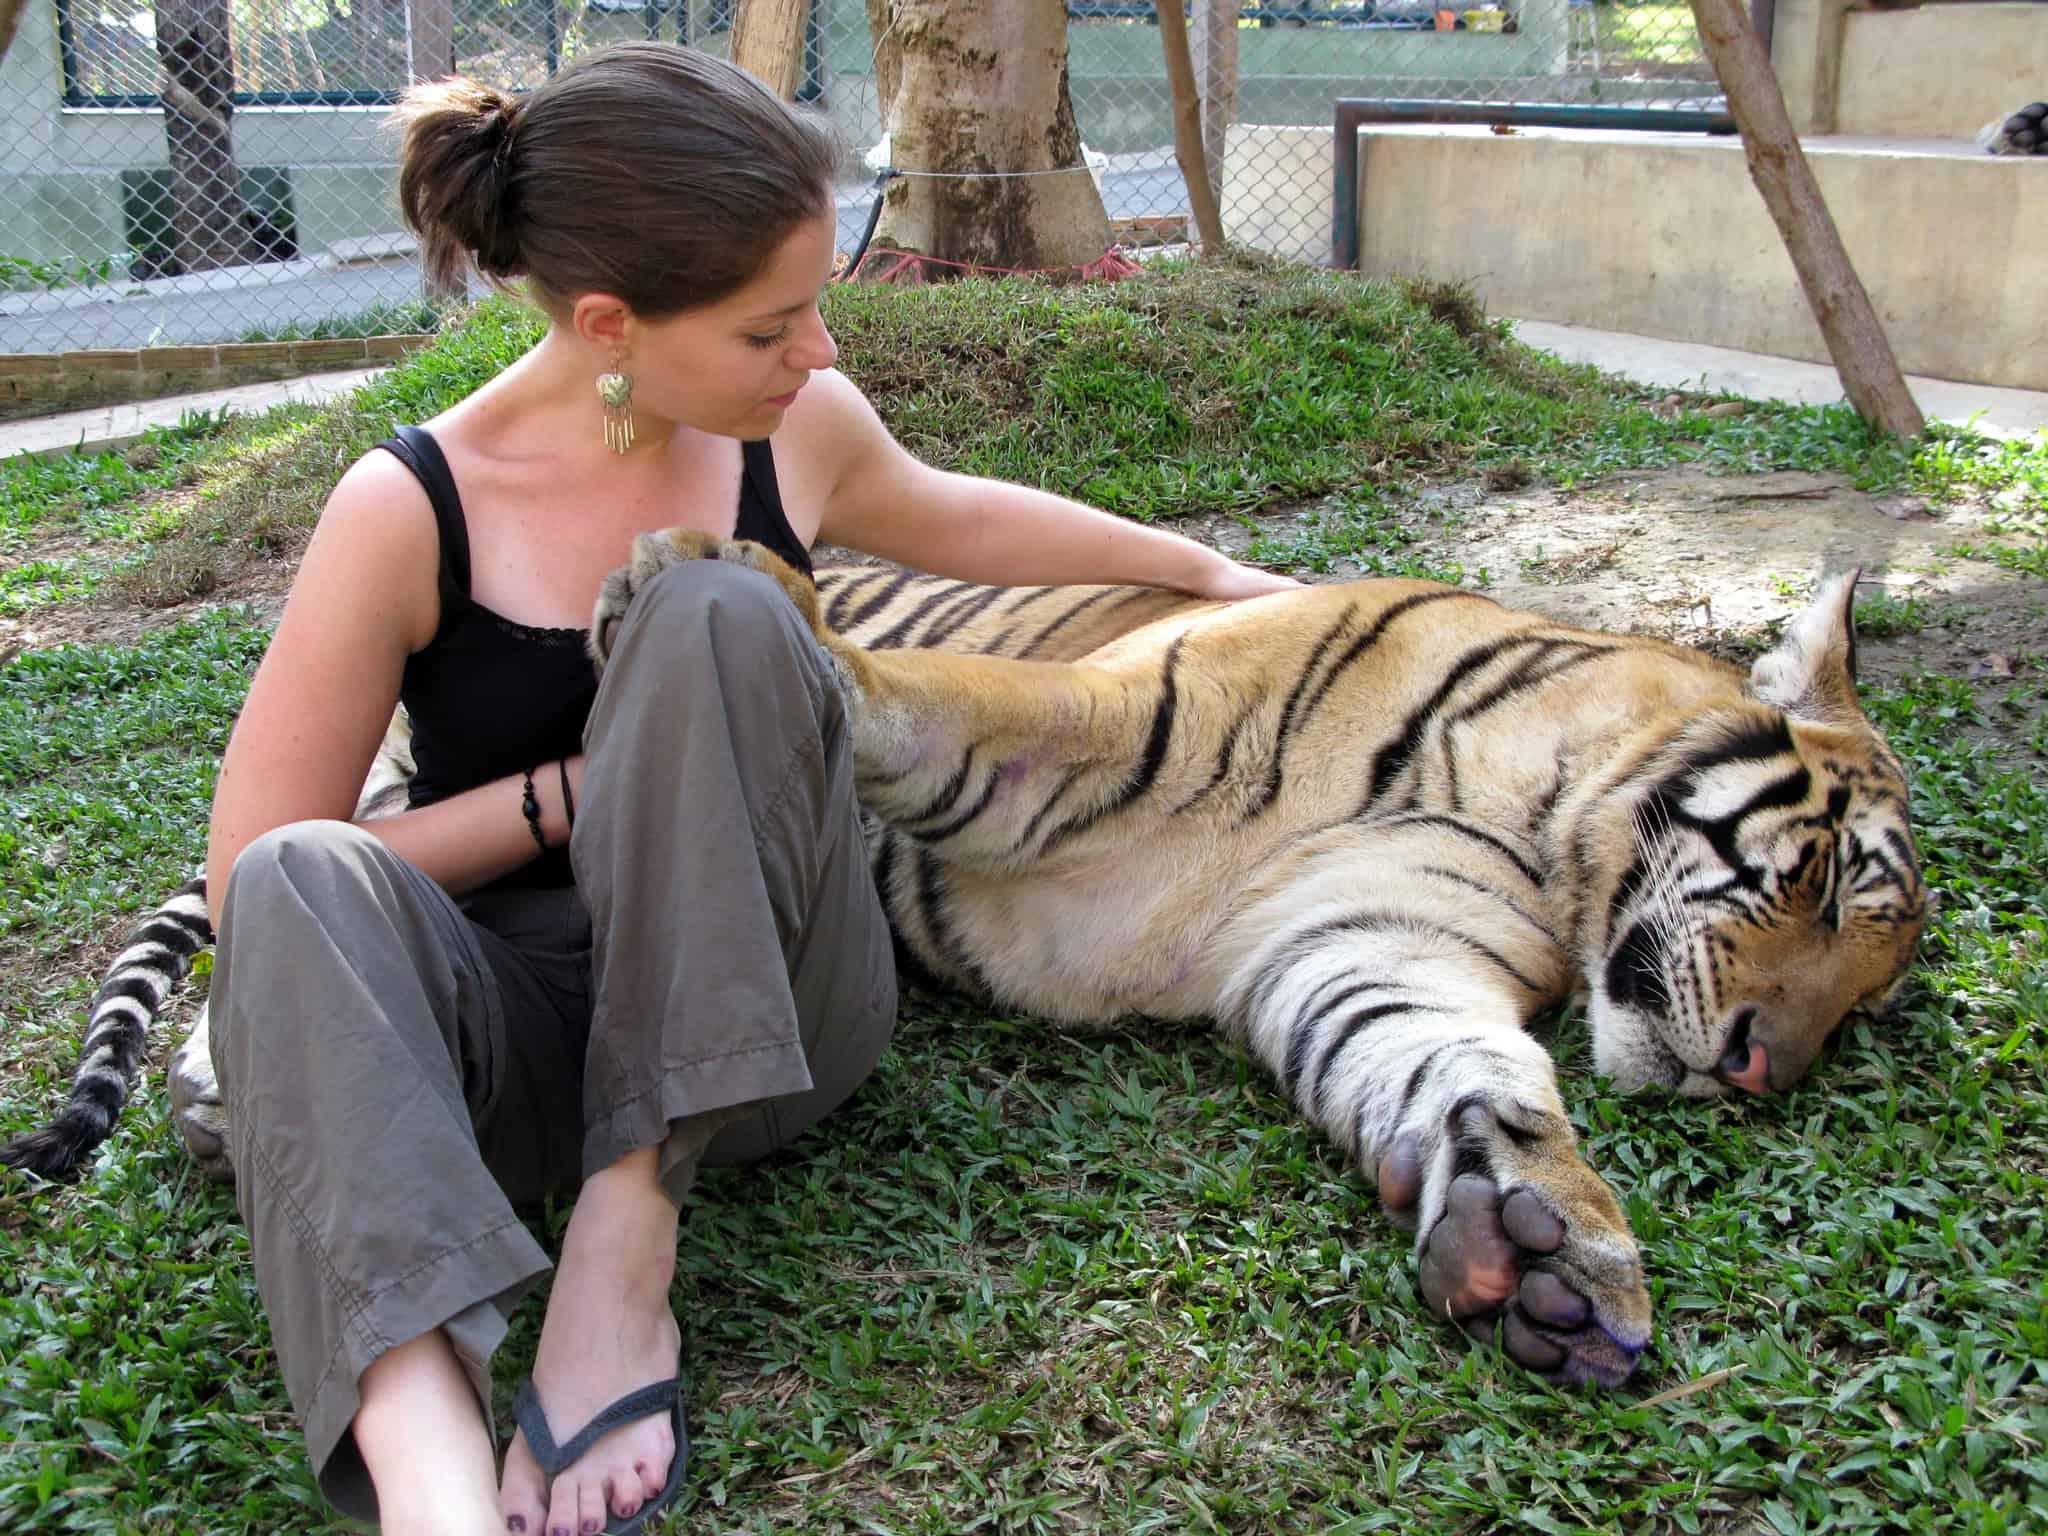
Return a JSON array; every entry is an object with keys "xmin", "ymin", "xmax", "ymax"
[
  {"xmin": 4, "ymin": 324, "xmax": 2044, "ymax": 464},
  {"xmin": 1, "ymin": 366, "xmax": 388, "ymax": 460},
  {"xmin": 1512, "ymin": 319, "xmax": 2048, "ymax": 439}
]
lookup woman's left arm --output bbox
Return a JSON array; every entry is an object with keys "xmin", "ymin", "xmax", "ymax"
[{"xmin": 803, "ymin": 371, "xmax": 1297, "ymax": 599}]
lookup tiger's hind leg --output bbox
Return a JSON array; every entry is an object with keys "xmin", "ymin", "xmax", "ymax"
[
  {"xmin": 1218, "ymin": 829, "xmax": 1652, "ymax": 1385},
  {"xmin": 167, "ymin": 1004, "xmax": 234, "ymax": 1183}
]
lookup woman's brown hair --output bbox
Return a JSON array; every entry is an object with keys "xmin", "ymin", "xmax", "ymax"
[{"xmin": 395, "ymin": 42, "xmax": 840, "ymax": 318}]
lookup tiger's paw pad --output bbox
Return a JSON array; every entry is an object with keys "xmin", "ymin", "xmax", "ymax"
[
  {"xmin": 589, "ymin": 530, "xmax": 820, "ymax": 669},
  {"xmin": 1419, "ymin": 1172, "xmax": 1644, "ymax": 1389}
]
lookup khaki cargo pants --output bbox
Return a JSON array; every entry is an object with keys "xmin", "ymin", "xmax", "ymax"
[{"xmin": 209, "ymin": 561, "xmax": 897, "ymax": 1520}]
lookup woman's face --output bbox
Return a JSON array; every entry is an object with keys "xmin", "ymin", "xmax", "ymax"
[{"xmin": 629, "ymin": 211, "xmax": 840, "ymax": 440}]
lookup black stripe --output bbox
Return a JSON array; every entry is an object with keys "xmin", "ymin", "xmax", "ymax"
[
  {"xmin": 1296, "ymin": 590, "xmax": 1479, "ymax": 733},
  {"xmin": 902, "ymin": 747, "xmax": 978, "ymax": 827},
  {"xmin": 1413, "ymin": 865, "xmax": 1561, "ymax": 946},
  {"xmin": 1445, "ymin": 641, "xmax": 1608, "ymax": 731},
  {"xmin": 839, "ymin": 569, "xmax": 920, "ymax": 635},
  {"xmin": 1237, "ymin": 605, "xmax": 1358, "ymax": 824},
  {"xmin": 922, "ymin": 583, "xmax": 1012, "ymax": 649},
  {"xmin": 1013, "ymin": 587, "xmax": 1121, "ymax": 659},
  {"xmin": 1364, "ymin": 635, "xmax": 1546, "ymax": 810},
  {"xmin": 1285, "ymin": 908, "xmax": 1544, "ymax": 996},
  {"xmin": 1172, "ymin": 698, "xmax": 1256, "ymax": 817},
  {"xmin": 1012, "ymin": 764, "xmax": 1090, "ymax": 862},
  {"xmin": 871, "ymin": 581, "xmax": 979, "ymax": 650},
  {"xmin": 914, "ymin": 848, "xmax": 987, "ymax": 995},
  {"xmin": 871, "ymin": 824, "xmax": 901, "ymax": 918},
  {"xmin": 918, "ymin": 761, "xmax": 1010, "ymax": 845},
  {"xmin": 1309, "ymin": 1002, "xmax": 1441, "ymax": 1116},
  {"xmin": 1015, "ymin": 585, "xmax": 1165, "ymax": 660},
  {"xmin": 1280, "ymin": 979, "xmax": 1390, "ymax": 1089},
  {"xmin": 1373, "ymin": 814, "xmax": 1543, "ymax": 888},
  {"xmin": 93, "ymin": 973, "xmax": 168, "ymax": 1011},
  {"xmin": 973, "ymin": 587, "xmax": 1062, "ymax": 654},
  {"xmin": 823, "ymin": 568, "xmax": 893, "ymax": 629},
  {"xmin": 1036, "ymin": 636, "xmax": 1184, "ymax": 858},
  {"xmin": 128, "ymin": 913, "xmax": 208, "ymax": 958}
]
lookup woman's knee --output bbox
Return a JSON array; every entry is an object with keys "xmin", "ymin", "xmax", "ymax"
[
  {"xmin": 610, "ymin": 559, "xmax": 820, "ymax": 678},
  {"xmin": 221, "ymin": 820, "xmax": 388, "ymax": 938}
]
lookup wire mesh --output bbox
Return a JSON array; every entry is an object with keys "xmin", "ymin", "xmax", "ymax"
[{"xmin": 1, "ymin": 0, "xmax": 1720, "ymax": 355}]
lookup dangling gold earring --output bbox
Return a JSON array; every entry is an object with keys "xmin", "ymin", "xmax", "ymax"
[{"xmin": 597, "ymin": 352, "xmax": 634, "ymax": 454}]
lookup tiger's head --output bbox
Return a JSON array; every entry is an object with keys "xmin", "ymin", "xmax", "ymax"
[{"xmin": 1586, "ymin": 574, "xmax": 1928, "ymax": 1097}]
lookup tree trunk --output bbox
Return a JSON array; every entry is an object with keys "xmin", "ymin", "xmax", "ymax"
[
  {"xmin": 1689, "ymin": 0, "xmax": 1923, "ymax": 439},
  {"xmin": 155, "ymin": 0, "xmax": 264, "ymax": 275},
  {"xmin": 731, "ymin": 0, "xmax": 809, "ymax": 99},
  {"xmin": 1156, "ymin": 0, "xmax": 1224, "ymax": 253},
  {"xmin": 861, "ymin": 0, "xmax": 1117, "ymax": 281},
  {"xmin": 0, "ymin": 0, "xmax": 32, "ymax": 69}
]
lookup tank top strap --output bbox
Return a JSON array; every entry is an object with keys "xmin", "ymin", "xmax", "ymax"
[
  {"xmin": 377, "ymin": 424, "xmax": 473, "ymax": 604},
  {"xmin": 736, "ymin": 438, "xmax": 815, "ymax": 579}
]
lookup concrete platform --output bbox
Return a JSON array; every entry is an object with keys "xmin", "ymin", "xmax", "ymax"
[{"xmin": 1511, "ymin": 319, "xmax": 2048, "ymax": 439}]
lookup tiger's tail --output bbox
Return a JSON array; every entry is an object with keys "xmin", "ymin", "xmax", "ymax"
[{"xmin": 0, "ymin": 875, "xmax": 212, "ymax": 1181}]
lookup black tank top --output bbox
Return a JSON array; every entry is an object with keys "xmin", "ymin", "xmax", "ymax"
[{"xmin": 378, "ymin": 424, "xmax": 813, "ymax": 885}]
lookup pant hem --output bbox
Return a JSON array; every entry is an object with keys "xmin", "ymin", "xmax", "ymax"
[
  {"xmin": 304, "ymin": 1214, "xmax": 553, "ymax": 1524},
  {"xmin": 581, "ymin": 1039, "xmax": 816, "ymax": 1183}
]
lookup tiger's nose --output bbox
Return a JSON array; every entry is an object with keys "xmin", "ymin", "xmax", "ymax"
[{"xmin": 1715, "ymin": 1008, "xmax": 1772, "ymax": 1094}]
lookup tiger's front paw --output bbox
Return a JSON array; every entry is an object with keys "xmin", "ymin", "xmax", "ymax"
[
  {"xmin": 589, "ymin": 530, "xmax": 822, "ymax": 671},
  {"xmin": 167, "ymin": 1004, "xmax": 235, "ymax": 1184},
  {"xmin": 1384, "ymin": 1103, "xmax": 1651, "ymax": 1387}
]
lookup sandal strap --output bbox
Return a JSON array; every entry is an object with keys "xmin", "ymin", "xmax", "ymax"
[{"xmin": 511, "ymin": 1375, "xmax": 684, "ymax": 1481}]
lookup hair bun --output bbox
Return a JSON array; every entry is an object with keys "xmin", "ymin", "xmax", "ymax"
[{"xmin": 394, "ymin": 75, "xmax": 530, "ymax": 288}]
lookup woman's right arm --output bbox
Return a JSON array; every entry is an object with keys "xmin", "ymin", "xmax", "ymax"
[{"xmin": 203, "ymin": 450, "xmax": 443, "ymax": 931}]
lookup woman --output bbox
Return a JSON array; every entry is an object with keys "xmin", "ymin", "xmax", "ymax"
[{"xmin": 206, "ymin": 40, "xmax": 1293, "ymax": 1536}]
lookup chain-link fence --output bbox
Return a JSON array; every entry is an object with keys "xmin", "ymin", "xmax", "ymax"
[{"xmin": 1, "ymin": 0, "xmax": 1719, "ymax": 355}]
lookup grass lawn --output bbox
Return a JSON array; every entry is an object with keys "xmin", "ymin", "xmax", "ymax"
[{"xmin": 2, "ymin": 264, "xmax": 2045, "ymax": 1534}]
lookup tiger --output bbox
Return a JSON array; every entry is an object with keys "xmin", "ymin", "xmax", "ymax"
[{"xmin": 4, "ymin": 532, "xmax": 1927, "ymax": 1389}]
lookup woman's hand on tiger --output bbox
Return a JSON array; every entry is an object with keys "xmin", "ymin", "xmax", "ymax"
[{"xmin": 1192, "ymin": 559, "xmax": 1303, "ymax": 601}]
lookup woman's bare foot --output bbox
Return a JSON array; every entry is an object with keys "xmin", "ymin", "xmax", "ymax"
[{"xmin": 499, "ymin": 1147, "xmax": 684, "ymax": 1536}]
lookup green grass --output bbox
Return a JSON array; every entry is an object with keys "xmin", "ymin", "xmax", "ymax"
[
  {"xmin": 3, "ymin": 267, "xmax": 2047, "ymax": 1532},
  {"xmin": 1594, "ymin": 3, "xmax": 1708, "ymax": 70}
]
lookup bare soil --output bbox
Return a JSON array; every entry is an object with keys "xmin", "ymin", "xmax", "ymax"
[{"xmin": 1184, "ymin": 465, "xmax": 2046, "ymax": 750}]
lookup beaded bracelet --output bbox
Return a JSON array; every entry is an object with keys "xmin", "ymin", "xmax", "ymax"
[{"xmin": 520, "ymin": 768, "xmax": 547, "ymax": 853}]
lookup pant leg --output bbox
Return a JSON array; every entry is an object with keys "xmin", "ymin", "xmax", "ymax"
[
  {"xmin": 210, "ymin": 820, "xmax": 585, "ymax": 1523},
  {"xmin": 573, "ymin": 560, "xmax": 898, "ymax": 1194}
]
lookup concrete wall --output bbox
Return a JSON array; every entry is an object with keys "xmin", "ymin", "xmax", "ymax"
[
  {"xmin": 1835, "ymin": 4, "xmax": 2048, "ymax": 137},
  {"xmin": 1773, "ymin": 0, "xmax": 2048, "ymax": 135},
  {"xmin": 1233, "ymin": 123, "xmax": 2048, "ymax": 390}
]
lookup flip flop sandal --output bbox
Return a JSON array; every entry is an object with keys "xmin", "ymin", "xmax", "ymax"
[{"xmin": 510, "ymin": 1371, "xmax": 689, "ymax": 1536}]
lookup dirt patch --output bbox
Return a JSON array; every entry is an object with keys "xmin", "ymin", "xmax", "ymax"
[
  {"xmin": 0, "ymin": 547, "xmax": 297, "ymax": 659},
  {"xmin": 1183, "ymin": 465, "xmax": 2045, "ymax": 751}
]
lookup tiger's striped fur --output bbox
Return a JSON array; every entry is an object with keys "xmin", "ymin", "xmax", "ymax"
[
  {"xmin": 590, "ymin": 532, "xmax": 1926, "ymax": 1384},
  {"xmin": 7, "ymin": 534, "xmax": 1925, "ymax": 1387}
]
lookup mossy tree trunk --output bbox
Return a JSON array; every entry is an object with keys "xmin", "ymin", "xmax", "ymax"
[{"xmin": 861, "ymin": 0, "xmax": 1113, "ymax": 278}]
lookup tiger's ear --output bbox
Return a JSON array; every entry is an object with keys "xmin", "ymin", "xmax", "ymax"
[{"xmin": 1749, "ymin": 570, "xmax": 1862, "ymax": 726}]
